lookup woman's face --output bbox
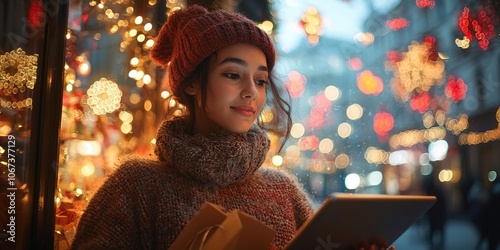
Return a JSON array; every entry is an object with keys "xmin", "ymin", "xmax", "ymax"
[{"xmin": 188, "ymin": 43, "xmax": 269, "ymax": 135}]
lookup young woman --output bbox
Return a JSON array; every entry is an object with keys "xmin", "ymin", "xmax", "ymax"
[
  {"xmin": 71, "ymin": 5, "xmax": 394, "ymax": 250},
  {"xmin": 71, "ymin": 5, "xmax": 314, "ymax": 249}
]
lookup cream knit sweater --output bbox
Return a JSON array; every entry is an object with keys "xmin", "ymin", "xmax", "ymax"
[{"xmin": 71, "ymin": 118, "xmax": 314, "ymax": 249}]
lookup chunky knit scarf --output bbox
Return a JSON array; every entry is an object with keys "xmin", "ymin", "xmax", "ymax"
[{"xmin": 154, "ymin": 118, "xmax": 271, "ymax": 187}]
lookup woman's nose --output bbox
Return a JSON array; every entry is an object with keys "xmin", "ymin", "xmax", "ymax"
[{"xmin": 241, "ymin": 79, "xmax": 258, "ymax": 100}]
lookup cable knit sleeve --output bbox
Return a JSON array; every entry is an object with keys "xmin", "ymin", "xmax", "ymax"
[
  {"xmin": 259, "ymin": 168, "xmax": 314, "ymax": 229},
  {"xmin": 284, "ymin": 171, "xmax": 315, "ymax": 228},
  {"xmin": 71, "ymin": 159, "xmax": 159, "ymax": 249}
]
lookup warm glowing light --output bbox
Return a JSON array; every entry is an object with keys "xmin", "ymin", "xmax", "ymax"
[
  {"xmin": 357, "ymin": 70, "xmax": 383, "ymax": 96},
  {"xmin": 86, "ymin": 78, "xmax": 123, "ymax": 115},
  {"xmin": 354, "ymin": 32, "xmax": 374, "ymax": 45},
  {"xmin": 81, "ymin": 161, "xmax": 96, "ymax": 177},
  {"xmin": 335, "ymin": 153, "xmax": 350, "ymax": 169},
  {"xmin": 137, "ymin": 34, "xmax": 146, "ymax": 42},
  {"xmin": 346, "ymin": 103, "xmax": 363, "ymax": 120},
  {"xmin": 144, "ymin": 100, "xmax": 152, "ymax": 111},
  {"xmin": 285, "ymin": 145, "xmax": 301, "ymax": 163},
  {"xmin": 272, "ymin": 155, "xmax": 283, "ymax": 166},
  {"xmin": 338, "ymin": 122, "xmax": 352, "ymax": 138},
  {"xmin": 258, "ymin": 20, "xmax": 274, "ymax": 35},
  {"xmin": 76, "ymin": 140, "xmax": 101, "ymax": 156},
  {"xmin": 438, "ymin": 169, "xmax": 453, "ymax": 182},
  {"xmin": 291, "ymin": 123, "xmax": 305, "ymax": 138},
  {"xmin": 260, "ymin": 109, "xmax": 274, "ymax": 123},
  {"xmin": 365, "ymin": 147, "xmax": 389, "ymax": 164},
  {"xmin": 143, "ymin": 74, "xmax": 152, "ymax": 84},
  {"xmin": 325, "ymin": 86, "xmax": 341, "ymax": 101},
  {"xmin": 134, "ymin": 16, "xmax": 143, "ymax": 25},
  {"xmin": 145, "ymin": 39, "xmax": 155, "ymax": 48},
  {"xmin": 318, "ymin": 138, "xmax": 334, "ymax": 153},
  {"xmin": 130, "ymin": 93, "xmax": 141, "ymax": 104},
  {"xmin": 129, "ymin": 29, "xmax": 137, "ymax": 37},
  {"xmin": 130, "ymin": 57, "xmax": 139, "ymax": 66},
  {"xmin": 121, "ymin": 123, "xmax": 132, "ymax": 134},
  {"xmin": 161, "ymin": 91, "xmax": 170, "ymax": 99},
  {"xmin": 300, "ymin": 6, "xmax": 323, "ymax": 45}
]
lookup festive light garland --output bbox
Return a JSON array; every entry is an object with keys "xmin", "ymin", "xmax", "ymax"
[
  {"xmin": 0, "ymin": 48, "xmax": 39, "ymax": 109},
  {"xmin": 0, "ymin": 48, "xmax": 38, "ymax": 94},
  {"xmin": 86, "ymin": 78, "xmax": 122, "ymax": 115}
]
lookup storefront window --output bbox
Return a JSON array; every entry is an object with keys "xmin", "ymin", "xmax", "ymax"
[
  {"xmin": 54, "ymin": 0, "xmax": 183, "ymax": 248},
  {"xmin": 1, "ymin": 0, "xmax": 65, "ymax": 248}
]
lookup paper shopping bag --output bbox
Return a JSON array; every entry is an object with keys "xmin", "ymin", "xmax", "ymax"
[
  {"xmin": 169, "ymin": 202, "xmax": 276, "ymax": 250},
  {"xmin": 169, "ymin": 203, "xmax": 227, "ymax": 250},
  {"xmin": 202, "ymin": 209, "xmax": 276, "ymax": 250}
]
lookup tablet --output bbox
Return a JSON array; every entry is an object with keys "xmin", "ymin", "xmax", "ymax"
[{"xmin": 285, "ymin": 192, "xmax": 436, "ymax": 250}]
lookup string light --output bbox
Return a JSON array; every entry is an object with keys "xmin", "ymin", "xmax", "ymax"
[
  {"xmin": 0, "ymin": 48, "xmax": 38, "ymax": 96},
  {"xmin": 86, "ymin": 78, "xmax": 123, "ymax": 115}
]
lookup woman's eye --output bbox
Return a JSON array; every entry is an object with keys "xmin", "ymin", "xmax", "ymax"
[
  {"xmin": 255, "ymin": 79, "xmax": 268, "ymax": 86},
  {"xmin": 224, "ymin": 73, "xmax": 240, "ymax": 79}
]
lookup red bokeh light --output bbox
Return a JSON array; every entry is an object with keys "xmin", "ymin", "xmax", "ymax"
[
  {"xmin": 348, "ymin": 57, "xmax": 363, "ymax": 71},
  {"xmin": 386, "ymin": 18, "xmax": 409, "ymax": 31},
  {"xmin": 373, "ymin": 111, "xmax": 394, "ymax": 136},
  {"xmin": 299, "ymin": 136, "xmax": 320, "ymax": 151},
  {"xmin": 458, "ymin": 6, "xmax": 496, "ymax": 50},
  {"xmin": 284, "ymin": 71, "xmax": 307, "ymax": 98},
  {"xmin": 416, "ymin": 0, "xmax": 435, "ymax": 9},
  {"xmin": 445, "ymin": 75, "xmax": 468, "ymax": 103},
  {"xmin": 410, "ymin": 92, "xmax": 431, "ymax": 114}
]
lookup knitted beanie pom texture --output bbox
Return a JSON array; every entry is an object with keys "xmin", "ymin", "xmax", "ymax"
[{"xmin": 150, "ymin": 5, "xmax": 276, "ymax": 99}]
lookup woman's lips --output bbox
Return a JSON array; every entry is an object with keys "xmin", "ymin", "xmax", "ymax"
[{"xmin": 231, "ymin": 106, "xmax": 255, "ymax": 117}]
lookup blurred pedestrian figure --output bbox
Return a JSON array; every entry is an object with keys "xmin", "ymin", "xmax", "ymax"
[
  {"xmin": 423, "ymin": 174, "xmax": 448, "ymax": 250},
  {"xmin": 468, "ymin": 177, "xmax": 500, "ymax": 250},
  {"xmin": 482, "ymin": 178, "xmax": 500, "ymax": 250}
]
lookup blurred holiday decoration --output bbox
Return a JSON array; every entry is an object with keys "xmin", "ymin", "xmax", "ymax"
[
  {"xmin": 459, "ymin": 106, "xmax": 500, "ymax": 145},
  {"xmin": 0, "ymin": 48, "xmax": 38, "ymax": 110},
  {"xmin": 348, "ymin": 57, "xmax": 363, "ymax": 70},
  {"xmin": 356, "ymin": 70, "xmax": 384, "ymax": 96},
  {"xmin": 456, "ymin": 5, "xmax": 497, "ymax": 51},
  {"xmin": 445, "ymin": 75, "xmax": 468, "ymax": 103},
  {"xmin": 299, "ymin": 135, "xmax": 320, "ymax": 151},
  {"xmin": 410, "ymin": 91, "xmax": 431, "ymax": 114},
  {"xmin": 373, "ymin": 111, "xmax": 394, "ymax": 137},
  {"xmin": 284, "ymin": 71, "xmax": 307, "ymax": 98},
  {"xmin": 308, "ymin": 91, "xmax": 333, "ymax": 129},
  {"xmin": 386, "ymin": 18, "xmax": 409, "ymax": 31},
  {"xmin": 416, "ymin": 0, "xmax": 435, "ymax": 9},
  {"xmin": 86, "ymin": 78, "xmax": 123, "ymax": 116},
  {"xmin": 386, "ymin": 36, "xmax": 445, "ymax": 102},
  {"xmin": 354, "ymin": 32, "xmax": 375, "ymax": 45},
  {"xmin": 300, "ymin": 6, "xmax": 322, "ymax": 45}
]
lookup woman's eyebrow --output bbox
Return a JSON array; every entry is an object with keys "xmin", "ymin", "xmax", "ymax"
[{"xmin": 219, "ymin": 57, "xmax": 269, "ymax": 72}]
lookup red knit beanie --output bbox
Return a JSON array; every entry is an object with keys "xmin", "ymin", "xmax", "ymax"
[{"xmin": 150, "ymin": 5, "xmax": 276, "ymax": 99}]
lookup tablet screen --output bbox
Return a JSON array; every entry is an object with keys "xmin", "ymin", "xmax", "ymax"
[{"xmin": 285, "ymin": 193, "xmax": 436, "ymax": 250}]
